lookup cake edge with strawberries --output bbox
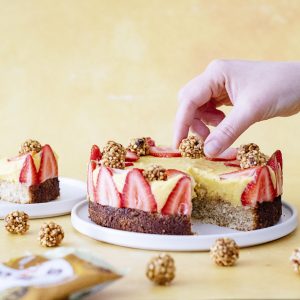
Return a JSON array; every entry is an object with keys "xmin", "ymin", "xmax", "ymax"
[{"xmin": 87, "ymin": 137, "xmax": 283, "ymax": 234}]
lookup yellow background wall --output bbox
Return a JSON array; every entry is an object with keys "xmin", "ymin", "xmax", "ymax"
[{"xmin": 0, "ymin": 0, "xmax": 299, "ymax": 204}]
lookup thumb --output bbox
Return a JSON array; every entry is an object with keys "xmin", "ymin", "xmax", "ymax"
[{"xmin": 204, "ymin": 105, "xmax": 255, "ymax": 157}]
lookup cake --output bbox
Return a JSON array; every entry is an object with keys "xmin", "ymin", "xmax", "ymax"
[
  {"xmin": 87, "ymin": 137, "xmax": 282, "ymax": 235},
  {"xmin": 0, "ymin": 139, "xmax": 60, "ymax": 204}
]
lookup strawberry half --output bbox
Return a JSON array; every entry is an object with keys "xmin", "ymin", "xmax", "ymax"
[
  {"xmin": 149, "ymin": 146, "xmax": 181, "ymax": 158},
  {"xmin": 122, "ymin": 168, "xmax": 157, "ymax": 212},
  {"xmin": 206, "ymin": 147, "xmax": 238, "ymax": 161},
  {"xmin": 95, "ymin": 166, "xmax": 121, "ymax": 207},
  {"xmin": 90, "ymin": 144, "xmax": 102, "ymax": 161},
  {"xmin": 125, "ymin": 150, "xmax": 139, "ymax": 162},
  {"xmin": 220, "ymin": 167, "xmax": 257, "ymax": 180},
  {"xmin": 161, "ymin": 176, "xmax": 192, "ymax": 215},
  {"xmin": 241, "ymin": 166, "xmax": 276, "ymax": 206},
  {"xmin": 19, "ymin": 154, "xmax": 38, "ymax": 185},
  {"xmin": 38, "ymin": 144, "xmax": 58, "ymax": 183},
  {"xmin": 90, "ymin": 145, "xmax": 102, "ymax": 170},
  {"xmin": 145, "ymin": 137, "xmax": 156, "ymax": 147},
  {"xmin": 267, "ymin": 150, "xmax": 283, "ymax": 196}
]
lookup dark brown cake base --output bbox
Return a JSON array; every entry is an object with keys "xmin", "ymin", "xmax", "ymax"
[
  {"xmin": 29, "ymin": 177, "xmax": 60, "ymax": 203},
  {"xmin": 89, "ymin": 201, "xmax": 192, "ymax": 235},
  {"xmin": 192, "ymin": 196, "xmax": 282, "ymax": 231}
]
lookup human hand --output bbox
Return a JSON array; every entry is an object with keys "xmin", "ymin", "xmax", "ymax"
[{"xmin": 174, "ymin": 60, "xmax": 300, "ymax": 157}]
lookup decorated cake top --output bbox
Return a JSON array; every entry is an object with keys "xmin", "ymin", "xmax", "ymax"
[
  {"xmin": 87, "ymin": 136, "xmax": 283, "ymax": 215},
  {"xmin": 0, "ymin": 139, "xmax": 58, "ymax": 186}
]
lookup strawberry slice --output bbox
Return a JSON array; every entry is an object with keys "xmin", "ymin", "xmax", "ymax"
[
  {"xmin": 125, "ymin": 150, "xmax": 139, "ymax": 162},
  {"xmin": 38, "ymin": 144, "xmax": 58, "ymax": 183},
  {"xmin": 149, "ymin": 146, "xmax": 181, "ymax": 158},
  {"xmin": 267, "ymin": 150, "xmax": 283, "ymax": 169},
  {"xmin": 220, "ymin": 167, "xmax": 257, "ymax": 180},
  {"xmin": 166, "ymin": 169, "xmax": 187, "ymax": 178},
  {"xmin": 241, "ymin": 166, "xmax": 276, "ymax": 206},
  {"xmin": 161, "ymin": 176, "xmax": 192, "ymax": 215},
  {"xmin": 90, "ymin": 145, "xmax": 102, "ymax": 161},
  {"xmin": 122, "ymin": 168, "xmax": 157, "ymax": 212},
  {"xmin": 95, "ymin": 166, "xmax": 121, "ymax": 207},
  {"xmin": 224, "ymin": 160, "xmax": 240, "ymax": 167},
  {"xmin": 19, "ymin": 154, "xmax": 38, "ymax": 185},
  {"xmin": 267, "ymin": 150, "xmax": 283, "ymax": 196},
  {"xmin": 125, "ymin": 162, "xmax": 134, "ymax": 167},
  {"xmin": 90, "ymin": 145, "xmax": 102, "ymax": 170},
  {"xmin": 206, "ymin": 147, "xmax": 238, "ymax": 161},
  {"xmin": 145, "ymin": 137, "xmax": 156, "ymax": 147},
  {"xmin": 87, "ymin": 161, "xmax": 95, "ymax": 200}
]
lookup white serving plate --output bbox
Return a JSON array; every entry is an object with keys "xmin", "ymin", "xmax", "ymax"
[
  {"xmin": 71, "ymin": 200, "xmax": 298, "ymax": 251},
  {"xmin": 0, "ymin": 177, "xmax": 86, "ymax": 219}
]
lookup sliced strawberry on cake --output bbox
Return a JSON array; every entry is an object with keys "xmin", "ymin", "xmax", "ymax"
[
  {"xmin": 267, "ymin": 150, "xmax": 283, "ymax": 196},
  {"xmin": 125, "ymin": 150, "xmax": 139, "ymax": 162},
  {"xmin": 122, "ymin": 168, "xmax": 157, "ymax": 212},
  {"xmin": 95, "ymin": 166, "xmax": 121, "ymax": 207},
  {"xmin": 161, "ymin": 176, "xmax": 192, "ymax": 215},
  {"xmin": 0, "ymin": 139, "xmax": 60, "ymax": 204},
  {"xmin": 149, "ymin": 146, "xmax": 181, "ymax": 158}
]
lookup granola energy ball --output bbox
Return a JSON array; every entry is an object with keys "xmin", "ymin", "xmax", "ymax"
[
  {"xmin": 38, "ymin": 221, "xmax": 64, "ymax": 247},
  {"xmin": 102, "ymin": 141, "xmax": 126, "ymax": 169},
  {"xmin": 19, "ymin": 139, "xmax": 42, "ymax": 155},
  {"xmin": 237, "ymin": 143, "xmax": 268, "ymax": 169},
  {"xmin": 210, "ymin": 238, "xmax": 239, "ymax": 266},
  {"xmin": 290, "ymin": 248, "xmax": 300, "ymax": 274},
  {"xmin": 179, "ymin": 135, "xmax": 205, "ymax": 159},
  {"xmin": 4, "ymin": 211, "xmax": 30, "ymax": 234},
  {"xmin": 146, "ymin": 253, "xmax": 176, "ymax": 285},
  {"xmin": 128, "ymin": 137, "xmax": 150, "ymax": 156},
  {"xmin": 143, "ymin": 164, "xmax": 167, "ymax": 181}
]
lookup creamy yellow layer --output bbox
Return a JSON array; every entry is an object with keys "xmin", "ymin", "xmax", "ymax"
[
  {"xmin": 0, "ymin": 153, "xmax": 41, "ymax": 182},
  {"xmin": 133, "ymin": 157, "xmax": 253, "ymax": 206}
]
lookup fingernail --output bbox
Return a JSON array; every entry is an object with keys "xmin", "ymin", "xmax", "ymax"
[{"xmin": 204, "ymin": 140, "xmax": 221, "ymax": 157}]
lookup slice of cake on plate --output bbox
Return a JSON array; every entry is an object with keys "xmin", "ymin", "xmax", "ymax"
[
  {"xmin": 0, "ymin": 139, "xmax": 60, "ymax": 204},
  {"xmin": 87, "ymin": 137, "xmax": 283, "ymax": 235}
]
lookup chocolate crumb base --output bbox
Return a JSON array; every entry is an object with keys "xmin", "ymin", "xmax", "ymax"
[
  {"xmin": 29, "ymin": 178, "xmax": 60, "ymax": 203},
  {"xmin": 254, "ymin": 196, "xmax": 282, "ymax": 229},
  {"xmin": 88, "ymin": 201, "xmax": 192, "ymax": 235}
]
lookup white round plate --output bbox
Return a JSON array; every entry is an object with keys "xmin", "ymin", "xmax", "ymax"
[
  {"xmin": 71, "ymin": 200, "xmax": 298, "ymax": 251},
  {"xmin": 0, "ymin": 177, "xmax": 86, "ymax": 219}
]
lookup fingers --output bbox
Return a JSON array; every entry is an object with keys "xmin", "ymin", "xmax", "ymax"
[
  {"xmin": 173, "ymin": 61, "xmax": 227, "ymax": 148},
  {"xmin": 198, "ymin": 108, "xmax": 225, "ymax": 126},
  {"xmin": 190, "ymin": 118, "xmax": 210, "ymax": 140},
  {"xmin": 204, "ymin": 104, "xmax": 255, "ymax": 157},
  {"xmin": 173, "ymin": 75, "xmax": 212, "ymax": 147},
  {"xmin": 173, "ymin": 97, "xmax": 199, "ymax": 148}
]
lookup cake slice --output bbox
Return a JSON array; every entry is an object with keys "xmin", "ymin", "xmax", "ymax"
[
  {"xmin": 0, "ymin": 139, "xmax": 60, "ymax": 204},
  {"xmin": 87, "ymin": 137, "xmax": 283, "ymax": 234},
  {"xmin": 88, "ymin": 144, "xmax": 193, "ymax": 234}
]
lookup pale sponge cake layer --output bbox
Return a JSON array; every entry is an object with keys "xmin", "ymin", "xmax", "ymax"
[
  {"xmin": 0, "ymin": 178, "xmax": 60, "ymax": 204},
  {"xmin": 0, "ymin": 180, "xmax": 30, "ymax": 203},
  {"xmin": 192, "ymin": 194, "xmax": 282, "ymax": 231}
]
